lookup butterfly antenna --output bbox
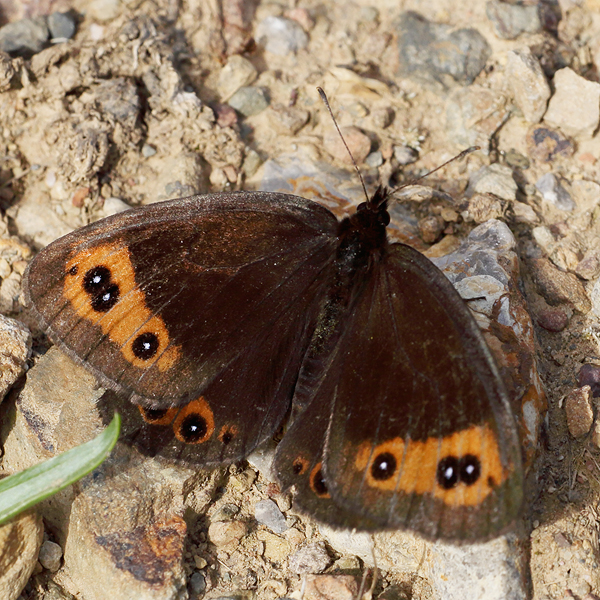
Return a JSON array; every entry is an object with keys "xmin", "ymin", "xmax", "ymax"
[
  {"xmin": 356, "ymin": 566, "xmax": 370, "ymax": 600},
  {"xmin": 355, "ymin": 538, "xmax": 378, "ymax": 600},
  {"xmin": 390, "ymin": 146, "xmax": 479, "ymax": 197},
  {"xmin": 317, "ymin": 87, "xmax": 370, "ymax": 204}
]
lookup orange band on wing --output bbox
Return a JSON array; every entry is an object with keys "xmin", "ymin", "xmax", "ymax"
[
  {"xmin": 354, "ymin": 424, "xmax": 506, "ymax": 507},
  {"xmin": 64, "ymin": 243, "xmax": 181, "ymax": 371}
]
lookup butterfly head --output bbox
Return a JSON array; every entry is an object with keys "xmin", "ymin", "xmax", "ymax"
[{"xmin": 351, "ymin": 185, "xmax": 391, "ymax": 235}]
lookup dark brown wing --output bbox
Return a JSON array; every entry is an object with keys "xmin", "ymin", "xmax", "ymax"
[
  {"xmin": 278, "ymin": 242, "xmax": 523, "ymax": 540},
  {"xmin": 274, "ymin": 386, "xmax": 381, "ymax": 530},
  {"xmin": 25, "ymin": 192, "xmax": 338, "ymax": 464}
]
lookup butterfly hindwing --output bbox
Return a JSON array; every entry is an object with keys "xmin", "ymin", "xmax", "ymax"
[
  {"xmin": 320, "ymin": 243, "xmax": 523, "ymax": 540},
  {"xmin": 274, "ymin": 380, "xmax": 382, "ymax": 531},
  {"xmin": 275, "ymin": 239, "xmax": 522, "ymax": 540}
]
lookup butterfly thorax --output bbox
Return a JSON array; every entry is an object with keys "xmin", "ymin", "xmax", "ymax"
[{"xmin": 336, "ymin": 187, "xmax": 390, "ymax": 269}]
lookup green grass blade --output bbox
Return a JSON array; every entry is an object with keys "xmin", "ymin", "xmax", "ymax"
[{"xmin": 0, "ymin": 413, "xmax": 120, "ymax": 524}]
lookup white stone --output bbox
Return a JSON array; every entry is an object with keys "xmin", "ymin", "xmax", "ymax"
[
  {"xmin": 544, "ymin": 67, "xmax": 600, "ymax": 139},
  {"xmin": 255, "ymin": 16, "xmax": 308, "ymax": 56},
  {"xmin": 506, "ymin": 48, "xmax": 551, "ymax": 122},
  {"xmin": 217, "ymin": 55, "xmax": 257, "ymax": 101}
]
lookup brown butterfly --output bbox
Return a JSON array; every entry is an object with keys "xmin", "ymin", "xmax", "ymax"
[{"xmin": 23, "ymin": 175, "xmax": 523, "ymax": 541}]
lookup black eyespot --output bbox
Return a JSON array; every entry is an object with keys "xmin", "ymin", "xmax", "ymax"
[
  {"xmin": 83, "ymin": 266, "xmax": 112, "ymax": 292},
  {"xmin": 221, "ymin": 431, "xmax": 233, "ymax": 445},
  {"xmin": 292, "ymin": 459, "xmax": 304, "ymax": 475},
  {"xmin": 312, "ymin": 468, "xmax": 328, "ymax": 497},
  {"xmin": 142, "ymin": 407, "xmax": 169, "ymax": 422},
  {"xmin": 132, "ymin": 332, "xmax": 159, "ymax": 360},
  {"xmin": 90, "ymin": 284, "xmax": 120, "ymax": 312},
  {"xmin": 178, "ymin": 413, "xmax": 208, "ymax": 443},
  {"xmin": 371, "ymin": 452, "xmax": 397, "ymax": 481},
  {"xmin": 437, "ymin": 456, "xmax": 460, "ymax": 489},
  {"xmin": 459, "ymin": 455, "xmax": 481, "ymax": 486},
  {"xmin": 68, "ymin": 265, "xmax": 78, "ymax": 276}
]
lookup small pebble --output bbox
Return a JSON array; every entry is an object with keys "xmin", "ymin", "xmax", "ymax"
[
  {"xmin": 48, "ymin": 12, "xmax": 77, "ymax": 40},
  {"xmin": 323, "ymin": 126, "xmax": 371, "ymax": 164},
  {"xmin": 365, "ymin": 150, "xmax": 383, "ymax": 168},
  {"xmin": 578, "ymin": 364, "xmax": 600, "ymax": 397},
  {"xmin": 142, "ymin": 144, "xmax": 157, "ymax": 157},
  {"xmin": 242, "ymin": 149, "xmax": 262, "ymax": 177},
  {"xmin": 101, "ymin": 197, "xmax": 131, "ymax": 216},
  {"xmin": 212, "ymin": 502, "xmax": 240, "ymax": 521},
  {"xmin": 393, "ymin": 145, "xmax": 418, "ymax": 165},
  {"xmin": 209, "ymin": 168, "xmax": 229, "ymax": 188},
  {"xmin": 207, "ymin": 520, "xmax": 247, "ymax": 548},
  {"xmin": 531, "ymin": 226, "xmax": 555, "ymax": 255},
  {"xmin": 72, "ymin": 187, "xmax": 90, "ymax": 208},
  {"xmin": 38, "ymin": 540, "xmax": 63, "ymax": 572},
  {"xmin": 447, "ymin": 86, "xmax": 508, "ymax": 149},
  {"xmin": 0, "ymin": 258, "xmax": 10, "ymax": 280},
  {"xmin": 255, "ymin": 16, "xmax": 308, "ymax": 56},
  {"xmin": 565, "ymin": 386, "xmax": 594, "ymax": 438},
  {"xmin": 467, "ymin": 164, "xmax": 517, "ymax": 202},
  {"xmin": 462, "ymin": 193, "xmax": 504, "ymax": 223},
  {"xmin": 530, "ymin": 257, "xmax": 591, "ymax": 313},
  {"xmin": 0, "ymin": 17, "xmax": 49, "ymax": 57},
  {"xmin": 536, "ymin": 306, "xmax": 568, "ymax": 332},
  {"xmin": 215, "ymin": 104, "xmax": 238, "ymax": 128},
  {"xmin": 418, "ymin": 216, "xmax": 443, "ymax": 243},
  {"xmin": 395, "ymin": 11, "xmax": 491, "ymax": 86},
  {"xmin": 304, "ymin": 574, "xmax": 358, "ymax": 600},
  {"xmin": 89, "ymin": 24, "xmax": 104, "ymax": 41},
  {"xmin": 228, "ymin": 86, "xmax": 269, "ymax": 117},
  {"xmin": 504, "ymin": 149, "xmax": 530, "ymax": 169},
  {"xmin": 288, "ymin": 542, "xmax": 331, "ymax": 574},
  {"xmin": 486, "ymin": 0, "xmax": 541, "ymax": 39},
  {"xmin": 45, "ymin": 170, "xmax": 57, "ymax": 188},
  {"xmin": 217, "ymin": 55, "xmax": 257, "ymax": 101},
  {"xmin": 371, "ymin": 106, "xmax": 393, "ymax": 129},
  {"xmin": 575, "ymin": 251, "xmax": 600, "ymax": 280},
  {"xmin": 526, "ymin": 126, "xmax": 574, "ymax": 162},
  {"xmin": 535, "ymin": 173, "xmax": 575, "ymax": 211},
  {"xmin": 269, "ymin": 105, "xmax": 309, "ymax": 135},
  {"xmin": 190, "ymin": 571, "xmax": 206, "ymax": 594},
  {"xmin": 332, "ymin": 555, "xmax": 361, "ymax": 570},
  {"xmin": 544, "ymin": 67, "xmax": 600, "ymax": 139},
  {"xmin": 255, "ymin": 499, "xmax": 288, "ymax": 534},
  {"xmin": 87, "ymin": 0, "xmax": 122, "ymax": 22},
  {"xmin": 505, "ymin": 49, "xmax": 550, "ymax": 123}
]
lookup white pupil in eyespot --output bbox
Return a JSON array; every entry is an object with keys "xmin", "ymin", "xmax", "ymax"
[
  {"xmin": 93, "ymin": 275, "xmax": 101, "ymax": 283},
  {"xmin": 444, "ymin": 466, "xmax": 454, "ymax": 479}
]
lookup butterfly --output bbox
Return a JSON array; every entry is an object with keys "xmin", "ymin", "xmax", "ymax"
[{"xmin": 23, "ymin": 178, "xmax": 523, "ymax": 541}]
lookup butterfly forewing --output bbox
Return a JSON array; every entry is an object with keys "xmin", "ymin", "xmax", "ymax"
[{"xmin": 24, "ymin": 192, "xmax": 338, "ymax": 409}]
